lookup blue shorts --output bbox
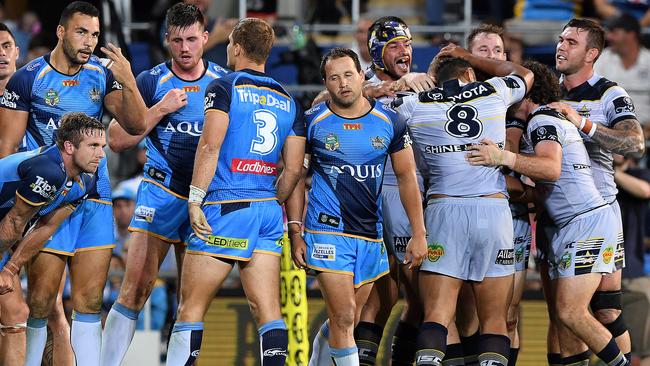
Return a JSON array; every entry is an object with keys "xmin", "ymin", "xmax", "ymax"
[
  {"xmin": 42, "ymin": 199, "xmax": 115, "ymax": 256},
  {"xmin": 186, "ymin": 199, "xmax": 283, "ymax": 261},
  {"xmin": 129, "ymin": 180, "xmax": 192, "ymax": 244},
  {"xmin": 304, "ymin": 231, "xmax": 389, "ymax": 288},
  {"xmin": 0, "ymin": 251, "xmax": 9, "ymax": 268}
]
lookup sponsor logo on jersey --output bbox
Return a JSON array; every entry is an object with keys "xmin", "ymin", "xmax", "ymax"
[
  {"xmin": 147, "ymin": 167, "xmax": 167, "ymax": 182},
  {"xmin": 62, "ymin": 79, "xmax": 79, "ymax": 87},
  {"xmin": 318, "ymin": 212, "xmax": 340, "ymax": 228},
  {"xmin": 30, "ymin": 176, "xmax": 57, "ymax": 199},
  {"xmin": 190, "ymin": 350, "xmax": 200, "ymax": 357},
  {"xmin": 312, "ymin": 243, "xmax": 336, "ymax": 261},
  {"xmin": 183, "ymin": 85, "xmax": 200, "ymax": 93},
  {"xmin": 422, "ymin": 84, "xmax": 491, "ymax": 103},
  {"xmin": 558, "ymin": 252, "xmax": 572, "ymax": 271},
  {"xmin": 236, "ymin": 89, "xmax": 291, "ymax": 112},
  {"xmin": 206, "ymin": 235, "xmax": 248, "ymax": 249},
  {"xmin": 112, "ymin": 80, "xmax": 123, "ymax": 90},
  {"xmin": 416, "ymin": 355, "xmax": 442, "ymax": 364},
  {"xmin": 44, "ymin": 89, "xmax": 59, "ymax": 106},
  {"xmin": 602, "ymin": 246, "xmax": 614, "ymax": 264},
  {"xmin": 371, "ymin": 136, "xmax": 386, "ymax": 149},
  {"xmin": 394, "ymin": 236, "xmax": 410, "ymax": 253},
  {"xmin": 427, "ymin": 243, "xmax": 444, "ymax": 262},
  {"xmin": 613, "ymin": 96, "xmax": 635, "ymax": 114},
  {"xmin": 404, "ymin": 132, "xmax": 412, "ymax": 148},
  {"xmin": 231, "ymin": 158, "xmax": 277, "ymax": 175},
  {"xmin": 89, "ymin": 87, "xmax": 101, "ymax": 102},
  {"xmin": 134, "ymin": 206, "xmax": 156, "ymax": 223},
  {"xmin": 163, "ymin": 121, "xmax": 203, "ymax": 137},
  {"xmin": 343, "ymin": 123, "xmax": 361, "ymax": 130},
  {"xmin": 324, "ymin": 133, "xmax": 339, "ymax": 151},
  {"xmin": 0, "ymin": 90, "xmax": 20, "ymax": 109},
  {"xmin": 328, "ymin": 164, "xmax": 382, "ymax": 182},
  {"xmin": 573, "ymin": 163, "xmax": 590, "ymax": 170},
  {"xmin": 204, "ymin": 92, "xmax": 216, "ymax": 110},
  {"xmin": 495, "ymin": 249, "xmax": 514, "ymax": 265},
  {"xmin": 263, "ymin": 348, "xmax": 287, "ymax": 357},
  {"xmin": 577, "ymin": 105, "xmax": 591, "ymax": 117},
  {"xmin": 26, "ymin": 61, "xmax": 42, "ymax": 71}
]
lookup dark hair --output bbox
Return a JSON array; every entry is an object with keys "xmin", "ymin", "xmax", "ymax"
[
  {"xmin": 436, "ymin": 57, "xmax": 472, "ymax": 83},
  {"xmin": 59, "ymin": 1, "xmax": 100, "ymax": 27},
  {"xmin": 467, "ymin": 23, "xmax": 504, "ymax": 50},
  {"xmin": 521, "ymin": 60, "xmax": 561, "ymax": 105},
  {"xmin": 320, "ymin": 48, "xmax": 362, "ymax": 79},
  {"xmin": 231, "ymin": 18, "xmax": 274, "ymax": 65},
  {"xmin": 563, "ymin": 18, "xmax": 605, "ymax": 60},
  {"xmin": 0, "ymin": 22, "xmax": 16, "ymax": 42},
  {"xmin": 55, "ymin": 112, "xmax": 105, "ymax": 150},
  {"xmin": 166, "ymin": 3, "xmax": 204, "ymax": 31}
]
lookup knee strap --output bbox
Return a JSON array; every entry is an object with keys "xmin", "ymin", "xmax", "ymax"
[
  {"xmin": 590, "ymin": 290, "xmax": 622, "ymax": 311},
  {"xmin": 605, "ymin": 314, "xmax": 628, "ymax": 338}
]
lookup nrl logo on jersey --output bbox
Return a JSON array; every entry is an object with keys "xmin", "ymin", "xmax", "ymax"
[
  {"xmin": 44, "ymin": 89, "xmax": 60, "ymax": 106},
  {"xmin": 89, "ymin": 87, "xmax": 101, "ymax": 103},
  {"xmin": 324, "ymin": 133, "xmax": 339, "ymax": 151}
]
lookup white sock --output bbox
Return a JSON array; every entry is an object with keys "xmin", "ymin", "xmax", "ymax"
[
  {"xmin": 25, "ymin": 317, "xmax": 48, "ymax": 366},
  {"xmin": 166, "ymin": 322, "xmax": 204, "ymax": 366},
  {"xmin": 71, "ymin": 311, "xmax": 102, "ymax": 365},
  {"xmin": 330, "ymin": 347, "xmax": 359, "ymax": 366},
  {"xmin": 309, "ymin": 321, "xmax": 332, "ymax": 366},
  {"xmin": 100, "ymin": 303, "xmax": 140, "ymax": 366}
]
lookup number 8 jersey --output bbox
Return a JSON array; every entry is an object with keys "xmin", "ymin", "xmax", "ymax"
[
  {"xmin": 203, "ymin": 69, "xmax": 305, "ymax": 203},
  {"xmin": 394, "ymin": 75, "xmax": 527, "ymax": 197}
]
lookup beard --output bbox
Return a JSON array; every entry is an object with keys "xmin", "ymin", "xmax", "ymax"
[
  {"xmin": 330, "ymin": 92, "xmax": 357, "ymax": 109},
  {"xmin": 62, "ymin": 37, "xmax": 90, "ymax": 65}
]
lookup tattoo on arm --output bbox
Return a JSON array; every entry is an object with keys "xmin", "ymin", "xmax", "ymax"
[{"xmin": 591, "ymin": 119, "xmax": 645, "ymax": 157}]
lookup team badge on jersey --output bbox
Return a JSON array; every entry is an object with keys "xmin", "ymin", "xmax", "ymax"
[
  {"xmin": 324, "ymin": 133, "xmax": 340, "ymax": 151},
  {"xmin": 371, "ymin": 136, "xmax": 386, "ymax": 150},
  {"xmin": 577, "ymin": 105, "xmax": 591, "ymax": 117},
  {"xmin": 44, "ymin": 89, "xmax": 59, "ymax": 106},
  {"xmin": 559, "ymin": 252, "xmax": 572, "ymax": 271},
  {"xmin": 89, "ymin": 87, "xmax": 101, "ymax": 103},
  {"xmin": 602, "ymin": 246, "xmax": 614, "ymax": 264}
]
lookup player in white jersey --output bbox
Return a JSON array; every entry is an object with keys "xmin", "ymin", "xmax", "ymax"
[
  {"xmin": 469, "ymin": 60, "xmax": 630, "ymax": 366},
  {"xmin": 394, "ymin": 44, "xmax": 533, "ymax": 366},
  {"xmin": 547, "ymin": 18, "xmax": 644, "ymax": 364}
]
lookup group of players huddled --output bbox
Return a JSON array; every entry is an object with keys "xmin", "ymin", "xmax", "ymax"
[{"xmin": 0, "ymin": 1, "xmax": 643, "ymax": 366}]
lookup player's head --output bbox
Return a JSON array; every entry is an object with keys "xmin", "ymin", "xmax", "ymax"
[
  {"xmin": 368, "ymin": 16, "xmax": 412, "ymax": 79},
  {"xmin": 57, "ymin": 1, "xmax": 100, "ymax": 65},
  {"xmin": 435, "ymin": 57, "xmax": 475, "ymax": 84},
  {"xmin": 0, "ymin": 22, "xmax": 19, "ymax": 80},
  {"xmin": 321, "ymin": 48, "xmax": 364, "ymax": 109},
  {"xmin": 227, "ymin": 18, "xmax": 274, "ymax": 70},
  {"xmin": 604, "ymin": 13, "xmax": 641, "ymax": 56},
  {"xmin": 508, "ymin": 60, "xmax": 561, "ymax": 120},
  {"xmin": 467, "ymin": 24, "xmax": 506, "ymax": 61},
  {"xmin": 166, "ymin": 3, "xmax": 207, "ymax": 71},
  {"xmin": 56, "ymin": 112, "xmax": 106, "ymax": 174},
  {"xmin": 556, "ymin": 18, "xmax": 605, "ymax": 75}
]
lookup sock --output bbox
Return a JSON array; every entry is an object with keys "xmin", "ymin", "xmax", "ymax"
[
  {"xmin": 509, "ymin": 348, "xmax": 519, "ymax": 366},
  {"xmin": 415, "ymin": 322, "xmax": 447, "ymax": 366},
  {"xmin": 561, "ymin": 350, "xmax": 591, "ymax": 365},
  {"xmin": 443, "ymin": 343, "xmax": 465, "ymax": 366},
  {"xmin": 166, "ymin": 322, "xmax": 204, "ymax": 366},
  {"xmin": 101, "ymin": 303, "xmax": 140, "ymax": 366},
  {"xmin": 596, "ymin": 338, "xmax": 629, "ymax": 366},
  {"xmin": 71, "ymin": 311, "xmax": 102, "ymax": 366},
  {"xmin": 548, "ymin": 353, "xmax": 562, "ymax": 366},
  {"xmin": 460, "ymin": 331, "xmax": 480, "ymax": 366},
  {"xmin": 477, "ymin": 334, "xmax": 510, "ymax": 366},
  {"xmin": 330, "ymin": 346, "xmax": 359, "ymax": 366},
  {"xmin": 25, "ymin": 316, "xmax": 48, "ymax": 366},
  {"xmin": 354, "ymin": 321, "xmax": 383, "ymax": 366},
  {"xmin": 392, "ymin": 321, "xmax": 419, "ymax": 366},
  {"xmin": 259, "ymin": 319, "xmax": 288, "ymax": 366},
  {"xmin": 309, "ymin": 321, "xmax": 332, "ymax": 366}
]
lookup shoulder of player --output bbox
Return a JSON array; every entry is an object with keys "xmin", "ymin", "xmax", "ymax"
[
  {"xmin": 592, "ymin": 76, "xmax": 623, "ymax": 96},
  {"xmin": 205, "ymin": 61, "xmax": 230, "ymax": 78},
  {"xmin": 526, "ymin": 108, "xmax": 567, "ymax": 133},
  {"xmin": 19, "ymin": 148, "xmax": 66, "ymax": 183},
  {"xmin": 372, "ymin": 99, "xmax": 399, "ymax": 121},
  {"xmin": 12, "ymin": 57, "xmax": 45, "ymax": 81},
  {"xmin": 304, "ymin": 102, "xmax": 327, "ymax": 123}
]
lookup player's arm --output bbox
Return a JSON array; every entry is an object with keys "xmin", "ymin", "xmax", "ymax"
[
  {"xmin": 0, "ymin": 109, "xmax": 28, "ymax": 158},
  {"xmin": 0, "ymin": 194, "xmax": 43, "ymax": 252},
  {"xmin": 277, "ymin": 137, "xmax": 306, "ymax": 204},
  {"xmin": 615, "ymin": 165, "xmax": 650, "ymax": 199},
  {"xmin": 285, "ymin": 154, "xmax": 309, "ymax": 269}
]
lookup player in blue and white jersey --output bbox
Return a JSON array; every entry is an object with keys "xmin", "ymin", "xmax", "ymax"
[
  {"xmin": 100, "ymin": 4, "xmax": 228, "ymax": 365},
  {"xmin": 165, "ymin": 18, "xmax": 305, "ymax": 366},
  {"xmin": 287, "ymin": 48, "xmax": 426, "ymax": 366},
  {"xmin": 394, "ymin": 45, "xmax": 533, "ymax": 366},
  {"xmin": 0, "ymin": 2, "xmax": 147, "ymax": 365},
  {"xmin": 469, "ymin": 60, "xmax": 631, "ymax": 366}
]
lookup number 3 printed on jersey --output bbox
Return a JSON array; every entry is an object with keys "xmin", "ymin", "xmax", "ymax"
[
  {"xmin": 251, "ymin": 109, "xmax": 278, "ymax": 155},
  {"xmin": 445, "ymin": 104, "xmax": 483, "ymax": 139}
]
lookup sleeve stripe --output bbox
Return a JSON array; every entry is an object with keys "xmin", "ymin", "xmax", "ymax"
[
  {"xmin": 205, "ymin": 109, "xmax": 229, "ymax": 117},
  {"xmin": 15, "ymin": 192, "xmax": 46, "ymax": 207},
  {"xmin": 610, "ymin": 115, "xmax": 637, "ymax": 128}
]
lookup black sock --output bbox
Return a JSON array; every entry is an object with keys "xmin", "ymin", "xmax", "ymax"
[
  {"xmin": 189, "ymin": 329, "xmax": 203, "ymax": 365},
  {"xmin": 460, "ymin": 331, "xmax": 480, "ymax": 366},
  {"xmin": 355, "ymin": 321, "xmax": 383, "ymax": 366},
  {"xmin": 260, "ymin": 328, "xmax": 288, "ymax": 366},
  {"xmin": 509, "ymin": 348, "xmax": 519, "ymax": 365},
  {"xmin": 596, "ymin": 338, "xmax": 629, "ymax": 366},
  {"xmin": 415, "ymin": 322, "xmax": 447, "ymax": 366},
  {"xmin": 561, "ymin": 350, "xmax": 591, "ymax": 365},
  {"xmin": 625, "ymin": 352, "xmax": 632, "ymax": 363},
  {"xmin": 548, "ymin": 353, "xmax": 562, "ymax": 366},
  {"xmin": 392, "ymin": 321, "xmax": 419, "ymax": 366},
  {"xmin": 477, "ymin": 333, "xmax": 510, "ymax": 366},
  {"xmin": 443, "ymin": 343, "xmax": 465, "ymax": 365}
]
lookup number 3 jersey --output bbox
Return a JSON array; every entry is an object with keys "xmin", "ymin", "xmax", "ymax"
[
  {"xmin": 394, "ymin": 75, "xmax": 527, "ymax": 197},
  {"xmin": 136, "ymin": 60, "xmax": 228, "ymax": 196},
  {"xmin": 203, "ymin": 69, "xmax": 304, "ymax": 203}
]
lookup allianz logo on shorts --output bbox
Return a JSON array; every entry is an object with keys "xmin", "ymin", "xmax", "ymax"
[
  {"xmin": 236, "ymin": 89, "xmax": 290, "ymax": 112},
  {"xmin": 206, "ymin": 235, "xmax": 248, "ymax": 250},
  {"xmin": 312, "ymin": 243, "xmax": 336, "ymax": 261},
  {"xmin": 495, "ymin": 249, "xmax": 514, "ymax": 265},
  {"xmin": 134, "ymin": 206, "xmax": 156, "ymax": 223}
]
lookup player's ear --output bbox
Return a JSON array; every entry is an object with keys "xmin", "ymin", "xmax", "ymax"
[
  {"xmin": 202, "ymin": 30, "xmax": 209, "ymax": 45},
  {"xmin": 466, "ymin": 67, "xmax": 476, "ymax": 82},
  {"xmin": 63, "ymin": 140, "xmax": 75, "ymax": 155},
  {"xmin": 585, "ymin": 47, "xmax": 599, "ymax": 64},
  {"xmin": 56, "ymin": 25, "xmax": 65, "ymax": 41}
]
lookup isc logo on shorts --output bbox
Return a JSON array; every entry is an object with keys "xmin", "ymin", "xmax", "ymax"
[
  {"xmin": 312, "ymin": 243, "xmax": 335, "ymax": 261},
  {"xmin": 206, "ymin": 235, "xmax": 248, "ymax": 249},
  {"xmin": 134, "ymin": 206, "xmax": 155, "ymax": 223}
]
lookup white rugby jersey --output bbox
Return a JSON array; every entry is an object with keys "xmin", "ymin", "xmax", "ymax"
[{"xmin": 394, "ymin": 75, "xmax": 527, "ymax": 197}]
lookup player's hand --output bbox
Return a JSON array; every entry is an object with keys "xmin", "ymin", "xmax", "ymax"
[
  {"xmin": 0, "ymin": 270, "xmax": 14, "ymax": 295},
  {"xmin": 547, "ymin": 102, "xmax": 581, "ymax": 127},
  {"xmin": 466, "ymin": 139, "xmax": 516, "ymax": 169},
  {"xmin": 403, "ymin": 234, "xmax": 427, "ymax": 269},
  {"xmin": 100, "ymin": 43, "xmax": 136, "ymax": 86},
  {"xmin": 159, "ymin": 89, "xmax": 188, "ymax": 115},
  {"xmin": 289, "ymin": 232, "xmax": 308, "ymax": 269},
  {"xmin": 436, "ymin": 43, "xmax": 471, "ymax": 60},
  {"xmin": 363, "ymin": 81, "xmax": 397, "ymax": 99},
  {"xmin": 188, "ymin": 203, "xmax": 212, "ymax": 242},
  {"xmin": 394, "ymin": 73, "xmax": 436, "ymax": 93}
]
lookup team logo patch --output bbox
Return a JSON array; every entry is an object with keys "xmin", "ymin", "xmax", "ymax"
[
  {"xmin": 427, "ymin": 243, "xmax": 444, "ymax": 262},
  {"xmin": 577, "ymin": 105, "xmax": 591, "ymax": 117},
  {"xmin": 558, "ymin": 252, "xmax": 572, "ymax": 271},
  {"xmin": 44, "ymin": 89, "xmax": 59, "ymax": 106},
  {"xmin": 613, "ymin": 96, "xmax": 635, "ymax": 114},
  {"xmin": 403, "ymin": 132, "xmax": 413, "ymax": 148},
  {"xmin": 324, "ymin": 133, "xmax": 339, "ymax": 151},
  {"xmin": 495, "ymin": 249, "xmax": 514, "ymax": 265},
  {"xmin": 206, "ymin": 235, "xmax": 248, "ymax": 249},
  {"xmin": 312, "ymin": 243, "xmax": 336, "ymax": 261},
  {"xmin": 318, "ymin": 212, "xmax": 341, "ymax": 228},
  {"xmin": 371, "ymin": 136, "xmax": 386, "ymax": 149},
  {"xmin": 602, "ymin": 246, "xmax": 614, "ymax": 264},
  {"xmin": 134, "ymin": 206, "xmax": 155, "ymax": 223},
  {"xmin": 89, "ymin": 87, "xmax": 101, "ymax": 103}
]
